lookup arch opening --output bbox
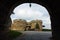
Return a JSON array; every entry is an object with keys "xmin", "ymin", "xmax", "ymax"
[
  {"xmin": 10, "ymin": 3, "xmax": 51, "ymax": 31},
  {"xmin": 9, "ymin": 2, "xmax": 53, "ymax": 40}
]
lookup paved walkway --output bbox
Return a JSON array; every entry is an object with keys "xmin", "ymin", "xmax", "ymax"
[{"xmin": 13, "ymin": 31, "xmax": 52, "ymax": 40}]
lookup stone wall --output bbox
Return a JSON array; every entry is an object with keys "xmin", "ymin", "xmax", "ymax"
[
  {"xmin": 10, "ymin": 19, "xmax": 27, "ymax": 31},
  {"xmin": 10, "ymin": 19, "xmax": 43, "ymax": 31},
  {"xmin": 30, "ymin": 20, "xmax": 42, "ymax": 31}
]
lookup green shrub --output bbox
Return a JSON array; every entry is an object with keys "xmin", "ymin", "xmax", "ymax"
[
  {"xmin": 36, "ymin": 23, "xmax": 40, "ymax": 29},
  {"xmin": 8, "ymin": 30, "xmax": 22, "ymax": 39}
]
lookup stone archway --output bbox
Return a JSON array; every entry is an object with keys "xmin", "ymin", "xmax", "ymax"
[{"xmin": 0, "ymin": 0, "xmax": 60, "ymax": 40}]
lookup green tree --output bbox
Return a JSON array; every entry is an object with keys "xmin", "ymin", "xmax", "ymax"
[{"xmin": 35, "ymin": 23, "xmax": 40, "ymax": 29}]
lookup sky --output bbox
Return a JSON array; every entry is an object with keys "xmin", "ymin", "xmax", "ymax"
[{"xmin": 10, "ymin": 3, "xmax": 51, "ymax": 29}]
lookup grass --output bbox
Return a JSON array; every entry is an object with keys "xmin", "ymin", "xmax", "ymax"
[{"xmin": 8, "ymin": 30, "xmax": 22, "ymax": 39}]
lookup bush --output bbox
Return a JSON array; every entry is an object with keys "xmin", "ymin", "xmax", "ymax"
[{"xmin": 36, "ymin": 23, "xmax": 40, "ymax": 29}]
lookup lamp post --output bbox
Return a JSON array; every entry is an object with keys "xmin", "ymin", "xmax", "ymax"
[
  {"xmin": 29, "ymin": 0, "xmax": 31, "ymax": 8},
  {"xmin": 29, "ymin": 3, "xmax": 31, "ymax": 8}
]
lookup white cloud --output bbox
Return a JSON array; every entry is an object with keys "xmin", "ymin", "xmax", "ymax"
[{"xmin": 12, "ymin": 8, "xmax": 43, "ymax": 21}]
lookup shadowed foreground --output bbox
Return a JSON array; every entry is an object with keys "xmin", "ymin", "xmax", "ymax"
[{"xmin": 13, "ymin": 31, "xmax": 52, "ymax": 40}]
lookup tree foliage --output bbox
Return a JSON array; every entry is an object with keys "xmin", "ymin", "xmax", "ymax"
[{"xmin": 36, "ymin": 23, "xmax": 40, "ymax": 29}]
